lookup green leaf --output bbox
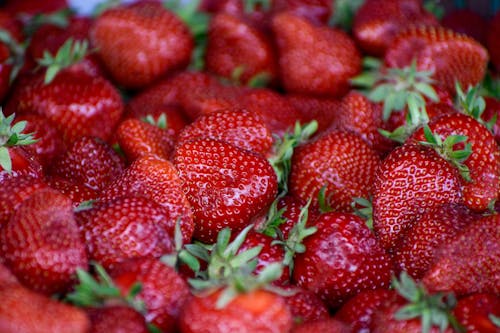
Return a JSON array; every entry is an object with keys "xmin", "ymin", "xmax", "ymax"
[
  {"xmin": 489, "ymin": 314, "xmax": 500, "ymax": 327},
  {"xmin": 44, "ymin": 66, "xmax": 60, "ymax": 84},
  {"xmin": 224, "ymin": 224, "xmax": 254, "ymax": 256},
  {"xmin": 216, "ymin": 286, "xmax": 238, "ymax": 309},
  {"xmin": 0, "ymin": 146, "xmax": 12, "ymax": 172},
  {"xmin": 414, "ymin": 82, "xmax": 438, "ymax": 102},
  {"xmin": 231, "ymin": 245, "xmax": 262, "ymax": 267}
]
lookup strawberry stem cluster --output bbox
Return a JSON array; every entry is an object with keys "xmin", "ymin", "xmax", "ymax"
[{"xmin": 0, "ymin": 111, "xmax": 37, "ymax": 172}]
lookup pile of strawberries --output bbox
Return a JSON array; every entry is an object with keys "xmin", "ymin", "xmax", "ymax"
[{"xmin": 0, "ymin": 0, "xmax": 499, "ymax": 332}]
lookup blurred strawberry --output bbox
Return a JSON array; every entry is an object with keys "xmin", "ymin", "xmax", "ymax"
[
  {"xmin": 0, "ymin": 11, "xmax": 24, "ymax": 102},
  {"xmin": 86, "ymin": 306, "xmax": 148, "ymax": 333},
  {"xmin": 454, "ymin": 293, "xmax": 500, "ymax": 333},
  {"xmin": 283, "ymin": 286, "xmax": 329, "ymax": 325},
  {"xmin": 292, "ymin": 318, "xmax": 351, "ymax": 333},
  {"xmin": 272, "ymin": 0, "xmax": 333, "ymax": 25},
  {"xmin": 441, "ymin": 9, "xmax": 488, "ymax": 46},
  {"xmin": 3, "ymin": 0, "xmax": 68, "ymax": 16},
  {"xmin": 286, "ymin": 94, "xmax": 339, "ymax": 134},
  {"xmin": 488, "ymin": 11, "xmax": 500, "ymax": 72}
]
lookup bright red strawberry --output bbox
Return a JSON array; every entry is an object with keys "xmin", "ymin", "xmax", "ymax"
[
  {"xmin": 100, "ymin": 155, "xmax": 194, "ymax": 244},
  {"xmin": 394, "ymin": 203, "xmax": 481, "ymax": 279},
  {"xmin": 335, "ymin": 289, "xmax": 398, "ymax": 332},
  {"xmin": 205, "ymin": 12, "xmax": 278, "ymax": 85},
  {"xmin": 409, "ymin": 112, "xmax": 500, "ymax": 211},
  {"xmin": 50, "ymin": 136, "xmax": 125, "ymax": 192},
  {"xmin": 0, "ymin": 188, "xmax": 88, "ymax": 294},
  {"xmin": 0, "ymin": 284, "xmax": 90, "ymax": 333},
  {"xmin": 5, "ymin": 69, "xmax": 124, "ymax": 144},
  {"xmin": 86, "ymin": 306, "xmax": 149, "ymax": 333},
  {"xmin": 110, "ymin": 258, "xmax": 190, "ymax": 332},
  {"xmin": 91, "ymin": 1, "xmax": 193, "ymax": 89},
  {"xmin": 77, "ymin": 197, "xmax": 174, "ymax": 269},
  {"xmin": 372, "ymin": 143, "xmax": 462, "ymax": 251},
  {"xmin": 179, "ymin": 289, "xmax": 293, "ymax": 333},
  {"xmin": 272, "ymin": 11, "xmax": 361, "ymax": 97},
  {"xmin": 385, "ymin": 26, "xmax": 489, "ymax": 94},
  {"xmin": 293, "ymin": 212, "xmax": 393, "ymax": 309},
  {"xmin": 283, "ymin": 286, "xmax": 329, "ymax": 325},
  {"xmin": 291, "ymin": 318, "xmax": 351, "ymax": 333},
  {"xmin": 487, "ymin": 11, "xmax": 500, "ymax": 72},
  {"xmin": 46, "ymin": 176, "xmax": 97, "ymax": 206},
  {"xmin": 173, "ymin": 138, "xmax": 277, "ymax": 243},
  {"xmin": 352, "ymin": 0, "xmax": 438, "ymax": 56},
  {"xmin": 289, "ymin": 130, "xmax": 380, "ymax": 212},
  {"xmin": 286, "ymin": 94, "xmax": 339, "ymax": 134},
  {"xmin": 422, "ymin": 213, "xmax": 500, "ymax": 296},
  {"xmin": 454, "ymin": 293, "xmax": 500, "ymax": 333}
]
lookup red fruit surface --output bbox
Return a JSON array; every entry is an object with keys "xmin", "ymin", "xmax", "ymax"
[
  {"xmin": 292, "ymin": 318, "xmax": 351, "ymax": 333},
  {"xmin": 46, "ymin": 177, "xmax": 98, "ymax": 206},
  {"xmin": 454, "ymin": 293, "xmax": 500, "ymax": 333},
  {"xmin": 0, "ymin": 146, "xmax": 43, "ymax": 183},
  {"xmin": 441, "ymin": 9, "xmax": 488, "ymax": 46},
  {"xmin": 487, "ymin": 11, "xmax": 500, "ymax": 72},
  {"xmin": 283, "ymin": 287, "xmax": 329, "ymax": 324},
  {"xmin": 286, "ymin": 94, "xmax": 340, "ymax": 134},
  {"xmin": 87, "ymin": 306, "xmax": 149, "ymax": 333}
]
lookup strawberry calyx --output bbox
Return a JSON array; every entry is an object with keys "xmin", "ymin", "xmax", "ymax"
[
  {"xmin": 329, "ymin": 0, "xmax": 364, "ymax": 31},
  {"xmin": 227, "ymin": 65, "xmax": 271, "ymax": 88},
  {"xmin": 269, "ymin": 120, "xmax": 318, "ymax": 194},
  {"xmin": 0, "ymin": 28, "xmax": 27, "ymax": 84},
  {"xmin": 455, "ymin": 82, "xmax": 497, "ymax": 131},
  {"xmin": 161, "ymin": 218, "xmax": 201, "ymax": 274},
  {"xmin": 243, "ymin": 0, "xmax": 271, "ymax": 13},
  {"xmin": 479, "ymin": 72, "xmax": 500, "ymax": 99},
  {"xmin": 22, "ymin": 8, "xmax": 72, "ymax": 37},
  {"xmin": 351, "ymin": 196, "xmax": 373, "ymax": 230},
  {"xmin": 36, "ymin": 38, "xmax": 90, "ymax": 84},
  {"xmin": 73, "ymin": 199, "xmax": 95, "ymax": 213},
  {"xmin": 423, "ymin": 0, "xmax": 445, "ymax": 20},
  {"xmin": 418, "ymin": 125, "xmax": 472, "ymax": 182},
  {"xmin": 490, "ymin": 314, "xmax": 500, "ymax": 327},
  {"xmin": 392, "ymin": 272, "xmax": 464, "ymax": 333},
  {"xmin": 379, "ymin": 98, "xmax": 430, "ymax": 143},
  {"xmin": 255, "ymin": 195, "xmax": 287, "ymax": 238},
  {"xmin": 0, "ymin": 111, "xmax": 37, "ymax": 172},
  {"xmin": 317, "ymin": 185, "xmax": 334, "ymax": 213},
  {"xmin": 141, "ymin": 113, "xmax": 168, "ymax": 130}
]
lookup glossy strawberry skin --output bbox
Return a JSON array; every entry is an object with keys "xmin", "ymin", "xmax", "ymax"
[
  {"xmin": 286, "ymin": 94, "xmax": 339, "ymax": 135},
  {"xmin": 293, "ymin": 212, "xmax": 393, "ymax": 309},
  {"xmin": 46, "ymin": 176, "xmax": 98, "ymax": 206},
  {"xmin": 385, "ymin": 26, "xmax": 489, "ymax": 94},
  {"xmin": 289, "ymin": 130, "xmax": 381, "ymax": 213},
  {"xmin": 372, "ymin": 143, "xmax": 462, "ymax": 251},
  {"xmin": 0, "ymin": 189, "xmax": 88, "ymax": 294},
  {"xmin": 0, "ymin": 146, "xmax": 43, "ymax": 183},
  {"xmin": 173, "ymin": 138, "xmax": 278, "ymax": 243},
  {"xmin": 91, "ymin": 1, "xmax": 193, "ymax": 89},
  {"xmin": 87, "ymin": 306, "xmax": 148, "ymax": 333},
  {"xmin": 272, "ymin": 12, "xmax": 361, "ymax": 97},
  {"xmin": 454, "ymin": 293, "xmax": 500, "ymax": 333}
]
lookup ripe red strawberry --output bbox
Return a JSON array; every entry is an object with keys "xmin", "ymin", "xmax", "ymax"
[
  {"xmin": 46, "ymin": 176, "xmax": 98, "ymax": 206},
  {"xmin": 179, "ymin": 289, "xmax": 293, "ymax": 333},
  {"xmin": 289, "ymin": 130, "xmax": 380, "ymax": 212},
  {"xmin": 385, "ymin": 26, "xmax": 489, "ymax": 94},
  {"xmin": 0, "ymin": 188, "xmax": 88, "ymax": 294},
  {"xmin": 394, "ymin": 203, "xmax": 481, "ymax": 279},
  {"xmin": 487, "ymin": 11, "xmax": 500, "ymax": 72},
  {"xmin": 205, "ymin": 12, "xmax": 278, "ymax": 85},
  {"xmin": 454, "ymin": 293, "xmax": 500, "ymax": 333},
  {"xmin": 352, "ymin": 0, "xmax": 438, "ymax": 56},
  {"xmin": 173, "ymin": 138, "xmax": 277, "ymax": 243},
  {"xmin": 293, "ymin": 212, "xmax": 393, "ymax": 309},
  {"xmin": 77, "ymin": 197, "xmax": 174, "ymax": 269},
  {"xmin": 91, "ymin": 1, "xmax": 193, "ymax": 89},
  {"xmin": 272, "ymin": 0, "xmax": 333, "ymax": 25},
  {"xmin": 422, "ymin": 213, "xmax": 500, "ymax": 296},
  {"xmin": 50, "ymin": 136, "xmax": 125, "ymax": 192},
  {"xmin": 272, "ymin": 11, "xmax": 361, "ymax": 97},
  {"xmin": 409, "ymin": 112, "xmax": 500, "ymax": 211},
  {"xmin": 176, "ymin": 109, "xmax": 273, "ymax": 156},
  {"xmin": 283, "ymin": 287, "xmax": 329, "ymax": 325},
  {"xmin": 86, "ymin": 306, "xmax": 148, "ymax": 333},
  {"xmin": 291, "ymin": 318, "xmax": 351, "ymax": 333},
  {"xmin": 0, "ymin": 262, "xmax": 18, "ymax": 285},
  {"xmin": 5, "ymin": 69, "xmax": 124, "ymax": 144},
  {"xmin": 110, "ymin": 258, "xmax": 190, "ymax": 332},
  {"xmin": 100, "ymin": 155, "xmax": 194, "ymax": 244},
  {"xmin": 0, "ymin": 145, "xmax": 42, "ymax": 182},
  {"xmin": 286, "ymin": 94, "xmax": 339, "ymax": 134},
  {"xmin": 372, "ymin": 143, "xmax": 462, "ymax": 251},
  {"xmin": 0, "ymin": 284, "xmax": 90, "ymax": 333}
]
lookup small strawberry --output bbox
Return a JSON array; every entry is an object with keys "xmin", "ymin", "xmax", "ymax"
[
  {"xmin": 291, "ymin": 318, "xmax": 351, "ymax": 333},
  {"xmin": 272, "ymin": 11, "xmax": 361, "ymax": 97},
  {"xmin": 86, "ymin": 306, "xmax": 149, "ymax": 333},
  {"xmin": 173, "ymin": 138, "xmax": 277, "ymax": 243},
  {"xmin": 91, "ymin": 1, "xmax": 194, "ymax": 89},
  {"xmin": 454, "ymin": 293, "xmax": 500, "ymax": 333},
  {"xmin": 0, "ymin": 188, "xmax": 88, "ymax": 294}
]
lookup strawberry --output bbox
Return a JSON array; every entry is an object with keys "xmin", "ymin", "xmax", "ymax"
[
  {"xmin": 0, "ymin": 284, "xmax": 90, "ymax": 333},
  {"xmin": 176, "ymin": 109, "xmax": 273, "ymax": 156},
  {"xmin": 286, "ymin": 94, "xmax": 340, "ymax": 134},
  {"xmin": 422, "ymin": 213, "xmax": 500, "ymax": 296},
  {"xmin": 289, "ymin": 130, "xmax": 380, "ymax": 212},
  {"xmin": 86, "ymin": 306, "xmax": 149, "ymax": 333},
  {"xmin": 91, "ymin": 1, "xmax": 194, "ymax": 89},
  {"xmin": 0, "ymin": 262, "xmax": 18, "ymax": 285},
  {"xmin": 454, "ymin": 293, "xmax": 500, "ymax": 333},
  {"xmin": 46, "ymin": 176, "xmax": 98, "ymax": 206},
  {"xmin": 272, "ymin": 11, "xmax": 361, "ymax": 97},
  {"xmin": 0, "ymin": 11, "xmax": 24, "ymax": 102},
  {"xmin": 3, "ymin": 0, "xmax": 68, "ymax": 16},
  {"xmin": 352, "ymin": 0, "xmax": 438, "ymax": 56},
  {"xmin": 487, "ymin": 11, "xmax": 500, "ymax": 72},
  {"xmin": 173, "ymin": 138, "xmax": 277, "ymax": 243},
  {"xmin": 50, "ymin": 136, "xmax": 125, "ymax": 192},
  {"xmin": 100, "ymin": 155, "xmax": 194, "ymax": 244},
  {"xmin": 272, "ymin": 0, "xmax": 333, "ymax": 25},
  {"xmin": 441, "ymin": 9, "xmax": 488, "ymax": 46},
  {"xmin": 372, "ymin": 143, "xmax": 462, "ymax": 251},
  {"xmin": 283, "ymin": 286, "xmax": 329, "ymax": 325},
  {"xmin": 205, "ymin": 12, "xmax": 278, "ymax": 85},
  {"xmin": 0, "ymin": 188, "xmax": 88, "ymax": 294},
  {"xmin": 385, "ymin": 26, "xmax": 489, "ymax": 94},
  {"xmin": 293, "ymin": 212, "xmax": 393, "ymax": 309},
  {"xmin": 291, "ymin": 318, "xmax": 351, "ymax": 333},
  {"xmin": 394, "ymin": 203, "xmax": 481, "ymax": 279}
]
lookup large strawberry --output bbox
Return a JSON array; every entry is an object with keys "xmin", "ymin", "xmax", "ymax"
[
  {"xmin": 91, "ymin": 1, "xmax": 193, "ymax": 89},
  {"xmin": 272, "ymin": 11, "xmax": 361, "ymax": 97},
  {"xmin": 173, "ymin": 138, "xmax": 277, "ymax": 243},
  {"xmin": 0, "ymin": 188, "xmax": 88, "ymax": 294}
]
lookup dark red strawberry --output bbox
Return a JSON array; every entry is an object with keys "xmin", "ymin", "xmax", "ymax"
[
  {"xmin": 173, "ymin": 138, "xmax": 277, "ymax": 243},
  {"xmin": 0, "ymin": 284, "xmax": 90, "ymax": 333},
  {"xmin": 100, "ymin": 155, "xmax": 194, "ymax": 244},
  {"xmin": 488, "ymin": 12, "xmax": 500, "ymax": 72},
  {"xmin": 289, "ymin": 130, "xmax": 380, "ymax": 212},
  {"xmin": 272, "ymin": 11, "xmax": 361, "ymax": 97},
  {"xmin": 286, "ymin": 94, "xmax": 339, "ymax": 134},
  {"xmin": 0, "ymin": 188, "xmax": 88, "ymax": 294},
  {"xmin": 442, "ymin": 9, "xmax": 488, "ymax": 46},
  {"xmin": 423, "ymin": 213, "xmax": 500, "ymax": 296},
  {"xmin": 291, "ymin": 318, "xmax": 351, "ymax": 333},
  {"xmin": 293, "ymin": 212, "xmax": 393, "ymax": 309},
  {"xmin": 86, "ymin": 306, "xmax": 148, "ymax": 333},
  {"xmin": 3, "ymin": 0, "xmax": 68, "ymax": 16},
  {"xmin": 91, "ymin": 1, "xmax": 193, "ymax": 89},
  {"xmin": 385, "ymin": 26, "xmax": 489, "ymax": 94},
  {"xmin": 372, "ymin": 143, "xmax": 462, "ymax": 251},
  {"xmin": 46, "ymin": 176, "xmax": 97, "ymax": 206},
  {"xmin": 50, "ymin": 136, "xmax": 125, "ymax": 192},
  {"xmin": 454, "ymin": 293, "xmax": 500, "ymax": 333},
  {"xmin": 272, "ymin": 0, "xmax": 333, "ymax": 25},
  {"xmin": 77, "ymin": 197, "xmax": 174, "ymax": 269},
  {"xmin": 283, "ymin": 286, "xmax": 329, "ymax": 325},
  {"xmin": 352, "ymin": 0, "xmax": 438, "ymax": 56},
  {"xmin": 205, "ymin": 12, "xmax": 278, "ymax": 85}
]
